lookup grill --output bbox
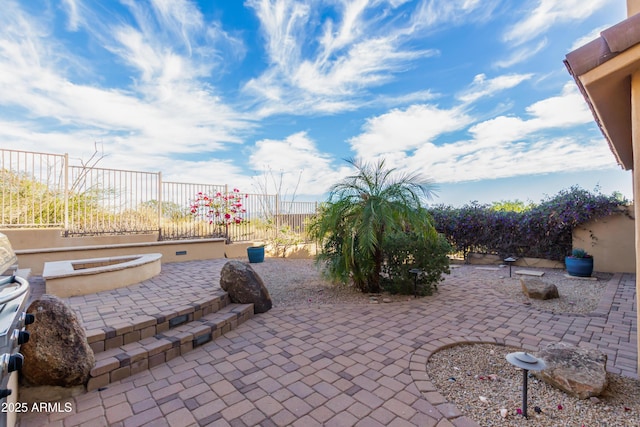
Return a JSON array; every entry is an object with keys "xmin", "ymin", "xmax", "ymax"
[{"xmin": 0, "ymin": 233, "xmax": 33, "ymax": 427}]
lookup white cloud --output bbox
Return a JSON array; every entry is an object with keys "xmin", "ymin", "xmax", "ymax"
[
  {"xmin": 348, "ymin": 81, "xmax": 612, "ymax": 184},
  {"xmin": 104, "ymin": 1, "xmax": 240, "ymax": 86},
  {"xmin": 0, "ymin": 120, "xmax": 104, "ymax": 159},
  {"xmin": 243, "ymin": 0, "xmax": 470, "ymax": 116},
  {"xmin": 457, "ymin": 73, "xmax": 533, "ymax": 103},
  {"xmin": 349, "ymin": 104, "xmax": 473, "ymax": 158},
  {"xmin": 503, "ymin": 0, "xmax": 612, "ymax": 46},
  {"xmin": 409, "ymin": 0, "xmax": 498, "ymax": 29},
  {"xmin": 373, "ymin": 90, "xmax": 438, "ymax": 108},
  {"xmin": 0, "ymin": 1, "xmax": 252, "ymax": 171},
  {"xmin": 294, "ymin": 39, "xmax": 435, "ymax": 96},
  {"xmin": 569, "ymin": 25, "xmax": 608, "ymax": 51},
  {"xmin": 408, "ymin": 135, "xmax": 614, "ymax": 183},
  {"xmin": 248, "ymin": 132, "xmax": 349, "ymax": 196},
  {"xmin": 494, "ymin": 39, "xmax": 548, "ymax": 69},
  {"xmin": 61, "ymin": 0, "xmax": 81, "ymax": 31},
  {"xmin": 469, "ymin": 83, "xmax": 593, "ymax": 145},
  {"xmin": 148, "ymin": 0, "xmax": 204, "ymax": 51},
  {"xmin": 0, "ymin": 118, "xmax": 255, "ymax": 193},
  {"xmin": 524, "ymin": 82, "xmax": 593, "ymax": 126}
]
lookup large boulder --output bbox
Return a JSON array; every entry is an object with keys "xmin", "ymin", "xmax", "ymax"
[
  {"xmin": 521, "ymin": 278, "xmax": 559, "ymax": 300},
  {"xmin": 534, "ymin": 342, "xmax": 608, "ymax": 399},
  {"xmin": 21, "ymin": 294, "xmax": 94, "ymax": 387},
  {"xmin": 220, "ymin": 261, "xmax": 272, "ymax": 313}
]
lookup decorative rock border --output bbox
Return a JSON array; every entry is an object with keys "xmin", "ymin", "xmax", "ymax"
[{"xmin": 410, "ymin": 336, "xmax": 531, "ymax": 427}]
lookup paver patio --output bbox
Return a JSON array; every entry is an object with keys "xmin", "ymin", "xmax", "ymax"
[{"xmin": 18, "ymin": 260, "xmax": 637, "ymax": 427}]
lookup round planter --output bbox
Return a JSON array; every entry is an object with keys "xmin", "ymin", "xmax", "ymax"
[
  {"xmin": 247, "ymin": 246, "xmax": 265, "ymax": 263},
  {"xmin": 565, "ymin": 256, "xmax": 593, "ymax": 277}
]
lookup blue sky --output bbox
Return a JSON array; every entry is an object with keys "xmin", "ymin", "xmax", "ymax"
[{"xmin": 0, "ymin": 0, "xmax": 633, "ymax": 206}]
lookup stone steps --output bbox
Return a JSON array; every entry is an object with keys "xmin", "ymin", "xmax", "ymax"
[
  {"xmin": 85, "ymin": 292, "xmax": 231, "ymax": 354},
  {"xmin": 87, "ymin": 303, "xmax": 254, "ymax": 391}
]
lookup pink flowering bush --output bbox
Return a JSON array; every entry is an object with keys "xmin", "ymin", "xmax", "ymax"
[{"xmin": 189, "ymin": 189, "xmax": 247, "ymax": 240}]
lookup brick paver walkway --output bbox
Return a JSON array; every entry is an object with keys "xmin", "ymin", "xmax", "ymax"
[
  {"xmin": 19, "ymin": 262, "xmax": 637, "ymax": 427},
  {"xmin": 64, "ymin": 260, "xmax": 230, "ymax": 332}
]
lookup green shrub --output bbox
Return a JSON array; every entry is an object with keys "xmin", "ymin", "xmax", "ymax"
[
  {"xmin": 381, "ymin": 231, "xmax": 451, "ymax": 296},
  {"xmin": 429, "ymin": 186, "xmax": 627, "ymax": 261},
  {"xmin": 571, "ymin": 248, "xmax": 590, "ymax": 258}
]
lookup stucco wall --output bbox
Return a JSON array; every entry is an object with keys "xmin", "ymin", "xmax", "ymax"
[
  {"xmin": 14, "ymin": 239, "xmax": 227, "ymax": 275},
  {"xmin": 572, "ymin": 206, "xmax": 635, "ymax": 273},
  {"xmin": 0, "ymin": 229, "xmax": 233, "ymax": 275},
  {"xmin": 0, "ymin": 228, "xmax": 157, "ymax": 250}
]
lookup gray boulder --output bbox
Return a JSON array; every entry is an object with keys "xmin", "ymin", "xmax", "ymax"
[
  {"xmin": 521, "ymin": 278, "xmax": 559, "ymax": 300},
  {"xmin": 534, "ymin": 342, "xmax": 608, "ymax": 399},
  {"xmin": 220, "ymin": 260, "xmax": 272, "ymax": 313},
  {"xmin": 21, "ymin": 294, "xmax": 94, "ymax": 387}
]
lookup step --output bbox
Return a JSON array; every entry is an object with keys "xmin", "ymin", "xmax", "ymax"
[
  {"xmin": 85, "ymin": 292, "xmax": 231, "ymax": 354},
  {"xmin": 87, "ymin": 303, "xmax": 254, "ymax": 390},
  {"xmin": 515, "ymin": 269, "xmax": 545, "ymax": 277},
  {"xmin": 15, "ymin": 268, "xmax": 31, "ymax": 279}
]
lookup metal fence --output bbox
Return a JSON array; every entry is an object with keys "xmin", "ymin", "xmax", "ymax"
[
  {"xmin": 1, "ymin": 149, "xmax": 67, "ymax": 228},
  {"xmin": 0, "ymin": 148, "xmax": 319, "ymax": 242},
  {"xmin": 67, "ymin": 165, "xmax": 160, "ymax": 236}
]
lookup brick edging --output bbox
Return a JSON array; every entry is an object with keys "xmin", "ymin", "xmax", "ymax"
[{"xmin": 410, "ymin": 336, "xmax": 508, "ymax": 427}]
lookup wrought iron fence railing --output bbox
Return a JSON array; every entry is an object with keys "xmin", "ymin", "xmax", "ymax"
[{"xmin": 0, "ymin": 148, "xmax": 318, "ymax": 242}]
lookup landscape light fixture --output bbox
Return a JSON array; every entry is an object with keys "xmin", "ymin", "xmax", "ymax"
[
  {"xmin": 504, "ymin": 257, "xmax": 517, "ymax": 277},
  {"xmin": 505, "ymin": 352, "xmax": 546, "ymax": 418},
  {"xmin": 409, "ymin": 268, "xmax": 422, "ymax": 298}
]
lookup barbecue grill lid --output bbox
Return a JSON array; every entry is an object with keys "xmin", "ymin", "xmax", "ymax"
[{"xmin": 0, "ymin": 233, "xmax": 17, "ymax": 275}]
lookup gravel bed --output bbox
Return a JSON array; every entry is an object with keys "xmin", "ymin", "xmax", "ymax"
[
  {"xmin": 428, "ymin": 343, "xmax": 640, "ymax": 427},
  {"xmin": 251, "ymin": 259, "xmax": 613, "ymax": 314},
  {"xmin": 248, "ymin": 258, "xmax": 414, "ymax": 307},
  {"xmin": 448, "ymin": 264, "xmax": 613, "ymax": 314}
]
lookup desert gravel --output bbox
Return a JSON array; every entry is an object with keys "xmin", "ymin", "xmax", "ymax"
[
  {"xmin": 249, "ymin": 259, "xmax": 611, "ymax": 313},
  {"xmin": 248, "ymin": 258, "xmax": 639, "ymax": 426},
  {"xmin": 248, "ymin": 257, "xmax": 413, "ymax": 307},
  {"xmin": 447, "ymin": 264, "xmax": 613, "ymax": 315},
  {"xmin": 428, "ymin": 343, "xmax": 640, "ymax": 427}
]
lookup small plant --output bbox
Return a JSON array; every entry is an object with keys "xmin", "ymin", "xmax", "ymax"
[
  {"xmin": 570, "ymin": 248, "xmax": 591, "ymax": 258},
  {"xmin": 189, "ymin": 189, "xmax": 248, "ymax": 241},
  {"xmin": 190, "ymin": 189, "xmax": 247, "ymax": 225},
  {"xmin": 255, "ymin": 218, "xmax": 304, "ymax": 258},
  {"xmin": 270, "ymin": 224, "xmax": 304, "ymax": 258}
]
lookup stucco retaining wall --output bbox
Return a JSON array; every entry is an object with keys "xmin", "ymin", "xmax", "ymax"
[{"xmin": 2, "ymin": 229, "xmax": 227, "ymax": 275}]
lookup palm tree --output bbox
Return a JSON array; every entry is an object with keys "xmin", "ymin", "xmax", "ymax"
[{"xmin": 309, "ymin": 158, "xmax": 438, "ymax": 293}]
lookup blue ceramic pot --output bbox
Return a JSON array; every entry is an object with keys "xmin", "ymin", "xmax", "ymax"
[
  {"xmin": 565, "ymin": 256, "xmax": 593, "ymax": 277},
  {"xmin": 247, "ymin": 246, "xmax": 265, "ymax": 263}
]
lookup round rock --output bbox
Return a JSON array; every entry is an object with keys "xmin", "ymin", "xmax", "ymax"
[
  {"xmin": 220, "ymin": 260, "xmax": 272, "ymax": 313},
  {"xmin": 21, "ymin": 294, "xmax": 95, "ymax": 387}
]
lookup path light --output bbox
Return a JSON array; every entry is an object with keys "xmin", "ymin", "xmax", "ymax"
[
  {"xmin": 505, "ymin": 352, "xmax": 546, "ymax": 418},
  {"xmin": 503, "ymin": 257, "xmax": 517, "ymax": 277},
  {"xmin": 409, "ymin": 268, "xmax": 422, "ymax": 298}
]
